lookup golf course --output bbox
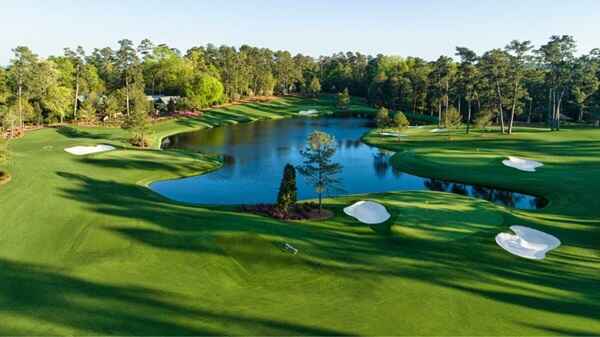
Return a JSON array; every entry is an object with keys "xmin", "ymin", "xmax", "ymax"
[{"xmin": 0, "ymin": 96, "xmax": 598, "ymax": 335}]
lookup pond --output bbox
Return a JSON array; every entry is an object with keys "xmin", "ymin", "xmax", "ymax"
[{"xmin": 150, "ymin": 117, "xmax": 546, "ymax": 209}]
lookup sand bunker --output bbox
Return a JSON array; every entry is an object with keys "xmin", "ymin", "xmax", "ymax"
[
  {"xmin": 502, "ymin": 156, "xmax": 543, "ymax": 172},
  {"xmin": 65, "ymin": 144, "xmax": 115, "ymax": 156},
  {"xmin": 344, "ymin": 201, "xmax": 391, "ymax": 224},
  {"xmin": 430, "ymin": 128, "xmax": 447, "ymax": 133},
  {"xmin": 298, "ymin": 109, "xmax": 319, "ymax": 116},
  {"xmin": 496, "ymin": 225, "xmax": 560, "ymax": 260}
]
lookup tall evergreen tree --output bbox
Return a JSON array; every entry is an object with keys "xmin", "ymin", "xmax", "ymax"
[
  {"xmin": 505, "ymin": 40, "xmax": 533, "ymax": 134},
  {"xmin": 537, "ymin": 35, "xmax": 576, "ymax": 130},
  {"xmin": 115, "ymin": 39, "xmax": 141, "ymax": 116},
  {"xmin": 276, "ymin": 164, "xmax": 298, "ymax": 212},
  {"xmin": 455, "ymin": 47, "xmax": 479, "ymax": 133}
]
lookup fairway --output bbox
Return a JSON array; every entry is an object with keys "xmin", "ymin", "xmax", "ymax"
[{"xmin": 0, "ymin": 97, "xmax": 597, "ymax": 335}]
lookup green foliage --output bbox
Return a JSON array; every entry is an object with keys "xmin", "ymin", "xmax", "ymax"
[
  {"xmin": 474, "ymin": 109, "xmax": 495, "ymax": 129},
  {"xmin": 297, "ymin": 131, "xmax": 342, "ymax": 212},
  {"xmin": 43, "ymin": 85, "xmax": 72, "ymax": 123},
  {"xmin": 102, "ymin": 93, "xmax": 121, "ymax": 120},
  {"xmin": 79, "ymin": 97, "xmax": 97, "ymax": 123},
  {"xmin": 0, "ymin": 68, "xmax": 9, "ymax": 106},
  {"xmin": 336, "ymin": 88, "xmax": 350, "ymax": 110},
  {"xmin": 393, "ymin": 111, "xmax": 410, "ymax": 128},
  {"xmin": 307, "ymin": 77, "xmax": 321, "ymax": 97},
  {"xmin": 443, "ymin": 106, "xmax": 462, "ymax": 128},
  {"xmin": 404, "ymin": 112, "xmax": 438, "ymax": 124},
  {"xmin": 2, "ymin": 36, "xmax": 600, "ymax": 133},
  {"xmin": 122, "ymin": 88, "xmax": 152, "ymax": 147},
  {"xmin": 375, "ymin": 107, "xmax": 390, "ymax": 128},
  {"xmin": 183, "ymin": 73, "xmax": 224, "ymax": 111},
  {"xmin": 276, "ymin": 163, "xmax": 297, "ymax": 211}
]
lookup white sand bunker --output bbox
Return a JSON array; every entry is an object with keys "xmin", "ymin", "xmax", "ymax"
[
  {"xmin": 64, "ymin": 144, "xmax": 115, "ymax": 156},
  {"xmin": 298, "ymin": 109, "xmax": 319, "ymax": 116},
  {"xmin": 430, "ymin": 128, "xmax": 447, "ymax": 133},
  {"xmin": 496, "ymin": 226, "xmax": 560, "ymax": 260},
  {"xmin": 502, "ymin": 156, "xmax": 543, "ymax": 172},
  {"xmin": 344, "ymin": 201, "xmax": 391, "ymax": 224}
]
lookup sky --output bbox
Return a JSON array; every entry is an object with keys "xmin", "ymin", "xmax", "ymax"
[{"xmin": 2, "ymin": 0, "xmax": 600, "ymax": 65}]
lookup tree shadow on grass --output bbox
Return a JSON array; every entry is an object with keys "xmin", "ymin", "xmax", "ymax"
[
  {"xmin": 54, "ymin": 172, "xmax": 600, "ymax": 330},
  {"xmin": 516, "ymin": 322, "xmax": 600, "ymax": 336},
  {"xmin": 0, "ymin": 258, "xmax": 353, "ymax": 336},
  {"xmin": 76, "ymin": 154, "xmax": 212, "ymax": 175},
  {"xmin": 56, "ymin": 126, "xmax": 115, "ymax": 141}
]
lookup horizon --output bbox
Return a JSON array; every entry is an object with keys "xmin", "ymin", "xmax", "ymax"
[{"xmin": 2, "ymin": 0, "xmax": 600, "ymax": 65}]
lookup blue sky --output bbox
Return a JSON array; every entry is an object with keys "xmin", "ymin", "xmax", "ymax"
[{"xmin": 2, "ymin": 0, "xmax": 600, "ymax": 65}]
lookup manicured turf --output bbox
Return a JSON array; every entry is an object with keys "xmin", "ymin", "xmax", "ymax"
[{"xmin": 0, "ymin": 97, "xmax": 598, "ymax": 335}]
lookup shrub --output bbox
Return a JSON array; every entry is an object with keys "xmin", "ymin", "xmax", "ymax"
[
  {"xmin": 393, "ymin": 111, "xmax": 410, "ymax": 128},
  {"xmin": 403, "ymin": 112, "xmax": 438, "ymax": 125},
  {"xmin": 276, "ymin": 164, "xmax": 297, "ymax": 211},
  {"xmin": 336, "ymin": 88, "xmax": 350, "ymax": 110},
  {"xmin": 375, "ymin": 107, "xmax": 390, "ymax": 128},
  {"xmin": 128, "ymin": 135, "xmax": 150, "ymax": 148},
  {"xmin": 474, "ymin": 109, "xmax": 495, "ymax": 129},
  {"xmin": 443, "ymin": 106, "xmax": 462, "ymax": 128}
]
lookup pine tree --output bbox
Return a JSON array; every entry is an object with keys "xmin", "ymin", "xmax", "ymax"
[
  {"xmin": 297, "ymin": 131, "xmax": 342, "ymax": 213},
  {"xmin": 276, "ymin": 164, "xmax": 297, "ymax": 211}
]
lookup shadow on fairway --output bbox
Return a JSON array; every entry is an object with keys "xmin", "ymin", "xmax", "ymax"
[
  {"xmin": 56, "ymin": 126, "xmax": 114, "ymax": 141},
  {"xmin": 0, "ymin": 258, "xmax": 353, "ymax": 335},
  {"xmin": 53, "ymin": 171, "xmax": 600, "ymax": 326}
]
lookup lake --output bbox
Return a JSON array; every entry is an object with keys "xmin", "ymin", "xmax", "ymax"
[{"xmin": 150, "ymin": 117, "xmax": 546, "ymax": 209}]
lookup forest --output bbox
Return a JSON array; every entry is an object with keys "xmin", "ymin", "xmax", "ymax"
[{"xmin": 1, "ymin": 35, "xmax": 599, "ymax": 139}]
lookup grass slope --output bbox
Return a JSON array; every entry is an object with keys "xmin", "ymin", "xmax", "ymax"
[{"xmin": 0, "ymin": 99, "xmax": 598, "ymax": 335}]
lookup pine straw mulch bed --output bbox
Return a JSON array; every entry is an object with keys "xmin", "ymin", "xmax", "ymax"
[{"xmin": 241, "ymin": 202, "xmax": 334, "ymax": 221}]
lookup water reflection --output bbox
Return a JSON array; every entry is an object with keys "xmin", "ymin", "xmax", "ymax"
[
  {"xmin": 424, "ymin": 179, "xmax": 547, "ymax": 209},
  {"xmin": 151, "ymin": 117, "xmax": 545, "ymax": 209}
]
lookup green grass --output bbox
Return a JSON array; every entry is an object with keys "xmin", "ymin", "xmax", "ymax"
[{"xmin": 0, "ymin": 98, "xmax": 598, "ymax": 335}]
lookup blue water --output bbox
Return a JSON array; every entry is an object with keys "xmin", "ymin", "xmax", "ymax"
[{"xmin": 150, "ymin": 117, "xmax": 545, "ymax": 209}]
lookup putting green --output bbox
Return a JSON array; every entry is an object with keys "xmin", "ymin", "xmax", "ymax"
[{"xmin": 0, "ymin": 97, "xmax": 598, "ymax": 335}]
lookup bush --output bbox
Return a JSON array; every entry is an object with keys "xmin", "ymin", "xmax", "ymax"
[
  {"xmin": 443, "ymin": 106, "xmax": 462, "ymax": 128},
  {"xmin": 276, "ymin": 164, "xmax": 297, "ymax": 211},
  {"xmin": 336, "ymin": 88, "xmax": 350, "ymax": 110},
  {"xmin": 393, "ymin": 111, "xmax": 410, "ymax": 128},
  {"xmin": 128, "ymin": 135, "xmax": 150, "ymax": 148},
  {"xmin": 474, "ymin": 109, "xmax": 495, "ymax": 129},
  {"xmin": 375, "ymin": 107, "xmax": 390, "ymax": 128}
]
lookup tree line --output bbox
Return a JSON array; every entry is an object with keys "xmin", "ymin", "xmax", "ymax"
[{"xmin": 1, "ymin": 35, "xmax": 599, "ymax": 138}]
